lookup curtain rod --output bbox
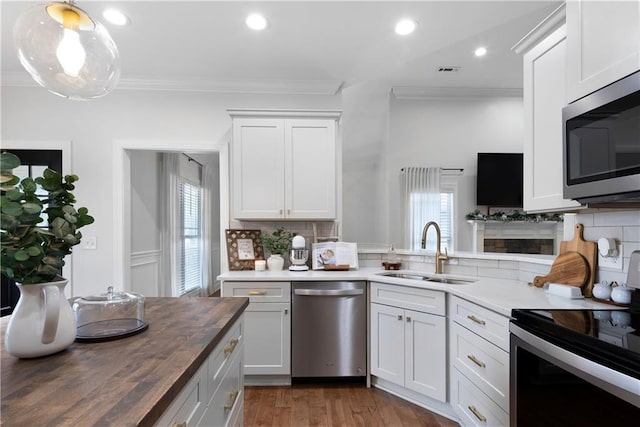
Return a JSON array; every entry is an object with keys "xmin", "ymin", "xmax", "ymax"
[
  {"xmin": 182, "ymin": 153, "xmax": 203, "ymax": 167},
  {"xmin": 400, "ymin": 167, "xmax": 464, "ymax": 172}
]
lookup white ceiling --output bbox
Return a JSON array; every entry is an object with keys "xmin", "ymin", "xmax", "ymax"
[{"xmin": 1, "ymin": 0, "xmax": 561, "ymax": 94}]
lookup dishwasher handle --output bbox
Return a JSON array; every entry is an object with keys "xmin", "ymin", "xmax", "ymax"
[{"xmin": 294, "ymin": 288, "xmax": 364, "ymax": 297}]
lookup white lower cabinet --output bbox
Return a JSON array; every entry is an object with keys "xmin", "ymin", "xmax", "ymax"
[
  {"xmin": 448, "ymin": 295, "xmax": 510, "ymax": 426},
  {"xmin": 370, "ymin": 282, "xmax": 446, "ymax": 403},
  {"xmin": 155, "ymin": 315, "xmax": 244, "ymax": 427},
  {"xmin": 221, "ymin": 281, "xmax": 291, "ymax": 384}
]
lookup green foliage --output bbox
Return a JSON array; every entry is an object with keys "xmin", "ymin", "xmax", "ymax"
[
  {"xmin": 259, "ymin": 228, "xmax": 296, "ymax": 256},
  {"xmin": 0, "ymin": 152, "xmax": 94, "ymax": 284},
  {"xmin": 466, "ymin": 209, "xmax": 563, "ymax": 222}
]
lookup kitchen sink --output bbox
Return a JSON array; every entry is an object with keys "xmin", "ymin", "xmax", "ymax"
[{"xmin": 376, "ymin": 272, "xmax": 476, "ymax": 285}]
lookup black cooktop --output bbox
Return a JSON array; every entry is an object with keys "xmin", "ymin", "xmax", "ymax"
[{"xmin": 511, "ymin": 304, "xmax": 640, "ymax": 380}]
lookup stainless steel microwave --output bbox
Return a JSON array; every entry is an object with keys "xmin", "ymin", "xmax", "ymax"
[{"xmin": 563, "ymin": 71, "xmax": 640, "ymax": 204}]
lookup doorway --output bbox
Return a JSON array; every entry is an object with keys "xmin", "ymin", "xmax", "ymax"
[
  {"xmin": 113, "ymin": 139, "xmax": 228, "ymax": 296},
  {"xmin": 128, "ymin": 150, "xmax": 221, "ymax": 297}
]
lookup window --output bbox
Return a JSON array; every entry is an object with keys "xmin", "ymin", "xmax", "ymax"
[
  {"xmin": 407, "ymin": 179, "xmax": 456, "ymax": 252},
  {"xmin": 177, "ymin": 179, "xmax": 202, "ymax": 296}
]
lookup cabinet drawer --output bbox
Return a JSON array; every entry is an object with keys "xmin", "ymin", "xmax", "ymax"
[
  {"xmin": 155, "ymin": 362, "xmax": 207, "ymax": 427},
  {"xmin": 200, "ymin": 348, "xmax": 243, "ymax": 427},
  {"xmin": 450, "ymin": 367, "xmax": 509, "ymax": 427},
  {"xmin": 449, "ymin": 295, "xmax": 510, "ymax": 352},
  {"xmin": 207, "ymin": 316, "xmax": 243, "ymax": 402},
  {"xmin": 450, "ymin": 321, "xmax": 509, "ymax": 411},
  {"xmin": 222, "ymin": 281, "xmax": 291, "ymax": 303},
  {"xmin": 370, "ymin": 282, "xmax": 445, "ymax": 316}
]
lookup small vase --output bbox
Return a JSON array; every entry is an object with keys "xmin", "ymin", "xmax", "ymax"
[
  {"xmin": 5, "ymin": 277, "xmax": 77, "ymax": 358},
  {"xmin": 267, "ymin": 254, "xmax": 285, "ymax": 271}
]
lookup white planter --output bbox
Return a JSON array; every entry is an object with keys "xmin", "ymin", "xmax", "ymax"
[
  {"xmin": 267, "ymin": 254, "xmax": 285, "ymax": 271},
  {"xmin": 5, "ymin": 278, "xmax": 77, "ymax": 358}
]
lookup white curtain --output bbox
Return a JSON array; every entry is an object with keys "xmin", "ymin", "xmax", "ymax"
[
  {"xmin": 402, "ymin": 167, "xmax": 441, "ymax": 251},
  {"xmin": 160, "ymin": 153, "xmax": 180, "ymax": 297},
  {"xmin": 201, "ymin": 162, "xmax": 214, "ymax": 296}
]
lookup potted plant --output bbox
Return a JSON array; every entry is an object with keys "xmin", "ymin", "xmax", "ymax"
[
  {"xmin": 259, "ymin": 228, "xmax": 296, "ymax": 271},
  {"xmin": 1, "ymin": 152, "xmax": 94, "ymax": 358}
]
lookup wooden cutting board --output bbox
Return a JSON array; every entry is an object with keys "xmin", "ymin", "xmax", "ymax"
[
  {"xmin": 559, "ymin": 223, "xmax": 597, "ymax": 297},
  {"xmin": 533, "ymin": 252, "xmax": 590, "ymax": 287}
]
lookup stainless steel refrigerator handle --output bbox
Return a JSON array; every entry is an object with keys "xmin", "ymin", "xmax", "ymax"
[{"xmin": 294, "ymin": 288, "xmax": 364, "ymax": 297}]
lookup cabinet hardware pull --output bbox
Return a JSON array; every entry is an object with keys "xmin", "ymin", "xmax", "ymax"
[
  {"xmin": 224, "ymin": 338, "xmax": 239, "ymax": 356},
  {"xmin": 468, "ymin": 405, "xmax": 487, "ymax": 422},
  {"xmin": 284, "ymin": 308, "xmax": 288, "ymax": 315},
  {"xmin": 397, "ymin": 315, "xmax": 403, "ymax": 321},
  {"xmin": 287, "ymin": 209, "xmax": 291, "ymax": 215},
  {"xmin": 248, "ymin": 290, "xmax": 267, "ymax": 296},
  {"xmin": 279, "ymin": 209, "xmax": 283, "ymax": 215},
  {"xmin": 406, "ymin": 316, "xmax": 412, "ymax": 322},
  {"xmin": 467, "ymin": 354, "xmax": 486, "ymax": 368},
  {"xmin": 172, "ymin": 422, "xmax": 187, "ymax": 427},
  {"xmin": 467, "ymin": 315, "xmax": 486, "ymax": 325},
  {"xmin": 224, "ymin": 390, "xmax": 239, "ymax": 411}
]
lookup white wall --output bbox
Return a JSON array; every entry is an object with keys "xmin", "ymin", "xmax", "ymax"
[
  {"xmin": 1, "ymin": 86, "xmax": 339, "ymax": 297},
  {"xmin": 388, "ymin": 95, "xmax": 525, "ymax": 251},
  {"xmin": 130, "ymin": 151, "xmax": 161, "ymax": 253}
]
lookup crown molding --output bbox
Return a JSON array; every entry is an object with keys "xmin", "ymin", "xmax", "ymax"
[
  {"xmin": 511, "ymin": 3, "xmax": 566, "ymax": 55},
  {"xmin": 1, "ymin": 72, "xmax": 343, "ymax": 96},
  {"xmin": 392, "ymin": 86, "xmax": 523, "ymax": 100}
]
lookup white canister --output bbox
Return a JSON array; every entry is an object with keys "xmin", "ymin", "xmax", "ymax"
[
  {"xmin": 611, "ymin": 285, "xmax": 634, "ymax": 304},
  {"xmin": 592, "ymin": 282, "xmax": 612, "ymax": 300},
  {"xmin": 254, "ymin": 260, "xmax": 266, "ymax": 271}
]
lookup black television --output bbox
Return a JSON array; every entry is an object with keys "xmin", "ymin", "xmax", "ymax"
[{"xmin": 476, "ymin": 153, "xmax": 523, "ymax": 207}]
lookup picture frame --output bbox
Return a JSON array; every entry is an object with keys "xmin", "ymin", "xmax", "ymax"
[{"xmin": 225, "ymin": 229, "xmax": 264, "ymax": 270}]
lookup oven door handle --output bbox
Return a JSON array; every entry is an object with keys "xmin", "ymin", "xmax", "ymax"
[{"xmin": 294, "ymin": 288, "xmax": 364, "ymax": 297}]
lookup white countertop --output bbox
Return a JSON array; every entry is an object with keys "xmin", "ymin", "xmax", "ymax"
[{"xmin": 217, "ymin": 267, "xmax": 618, "ymax": 317}]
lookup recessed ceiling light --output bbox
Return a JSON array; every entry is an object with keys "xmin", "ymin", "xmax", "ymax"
[
  {"xmin": 395, "ymin": 19, "xmax": 417, "ymax": 36},
  {"xmin": 103, "ymin": 9, "xmax": 129, "ymax": 26},
  {"xmin": 246, "ymin": 13, "xmax": 268, "ymax": 31},
  {"xmin": 475, "ymin": 47, "xmax": 487, "ymax": 57}
]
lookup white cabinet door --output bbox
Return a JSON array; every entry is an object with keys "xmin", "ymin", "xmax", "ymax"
[
  {"xmin": 243, "ymin": 302, "xmax": 291, "ymax": 375},
  {"xmin": 523, "ymin": 25, "xmax": 582, "ymax": 213},
  {"xmin": 404, "ymin": 309, "xmax": 446, "ymax": 402},
  {"xmin": 232, "ymin": 118, "xmax": 285, "ymax": 219},
  {"xmin": 566, "ymin": 0, "xmax": 640, "ymax": 102},
  {"xmin": 230, "ymin": 112, "xmax": 339, "ymax": 220},
  {"xmin": 285, "ymin": 119, "xmax": 336, "ymax": 219},
  {"xmin": 370, "ymin": 303, "xmax": 405, "ymax": 384}
]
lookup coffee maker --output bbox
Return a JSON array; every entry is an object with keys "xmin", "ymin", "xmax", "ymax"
[{"xmin": 289, "ymin": 235, "xmax": 309, "ymax": 271}]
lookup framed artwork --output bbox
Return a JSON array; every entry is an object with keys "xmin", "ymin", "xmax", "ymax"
[{"xmin": 225, "ymin": 229, "xmax": 264, "ymax": 270}]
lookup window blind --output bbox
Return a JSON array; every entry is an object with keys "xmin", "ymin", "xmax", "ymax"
[{"xmin": 178, "ymin": 180, "xmax": 202, "ymax": 296}]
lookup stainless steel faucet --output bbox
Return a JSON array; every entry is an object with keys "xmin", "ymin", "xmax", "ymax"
[{"xmin": 421, "ymin": 221, "xmax": 449, "ymax": 274}]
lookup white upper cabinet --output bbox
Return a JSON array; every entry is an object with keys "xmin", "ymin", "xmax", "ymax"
[
  {"xmin": 566, "ymin": 0, "xmax": 640, "ymax": 103},
  {"xmin": 522, "ymin": 24, "xmax": 582, "ymax": 213},
  {"xmin": 230, "ymin": 110, "xmax": 340, "ymax": 220}
]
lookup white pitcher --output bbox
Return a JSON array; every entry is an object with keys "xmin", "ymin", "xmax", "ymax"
[{"xmin": 5, "ymin": 278, "xmax": 76, "ymax": 358}]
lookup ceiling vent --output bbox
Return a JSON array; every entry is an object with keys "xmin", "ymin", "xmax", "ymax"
[{"xmin": 437, "ymin": 66, "xmax": 461, "ymax": 72}]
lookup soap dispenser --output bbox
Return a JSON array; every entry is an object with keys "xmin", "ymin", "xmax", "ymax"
[{"xmin": 383, "ymin": 245, "xmax": 401, "ymax": 270}]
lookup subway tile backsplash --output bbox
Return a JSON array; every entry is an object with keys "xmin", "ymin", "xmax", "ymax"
[{"xmin": 360, "ymin": 210, "xmax": 639, "ymax": 287}]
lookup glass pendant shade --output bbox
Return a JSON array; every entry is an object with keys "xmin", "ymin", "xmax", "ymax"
[{"xmin": 14, "ymin": 2, "xmax": 121, "ymax": 100}]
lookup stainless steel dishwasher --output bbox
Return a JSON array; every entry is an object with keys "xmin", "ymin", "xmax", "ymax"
[{"xmin": 291, "ymin": 281, "xmax": 367, "ymax": 378}]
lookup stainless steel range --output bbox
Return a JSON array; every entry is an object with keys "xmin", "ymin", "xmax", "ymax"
[{"xmin": 510, "ymin": 252, "xmax": 640, "ymax": 425}]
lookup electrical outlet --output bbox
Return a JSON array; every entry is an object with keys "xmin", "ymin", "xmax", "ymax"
[
  {"xmin": 83, "ymin": 236, "xmax": 97, "ymax": 250},
  {"xmin": 598, "ymin": 243, "xmax": 623, "ymax": 271}
]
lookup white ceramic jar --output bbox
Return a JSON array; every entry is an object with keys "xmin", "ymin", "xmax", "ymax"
[
  {"xmin": 592, "ymin": 282, "xmax": 612, "ymax": 300},
  {"xmin": 611, "ymin": 285, "xmax": 634, "ymax": 304}
]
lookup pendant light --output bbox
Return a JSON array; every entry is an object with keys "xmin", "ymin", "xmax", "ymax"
[{"xmin": 14, "ymin": 1, "xmax": 121, "ymax": 100}]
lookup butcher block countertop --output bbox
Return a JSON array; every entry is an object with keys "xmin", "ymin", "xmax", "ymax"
[{"xmin": 1, "ymin": 297, "xmax": 248, "ymax": 427}]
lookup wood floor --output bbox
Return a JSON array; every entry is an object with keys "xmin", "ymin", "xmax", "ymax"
[{"xmin": 243, "ymin": 382, "xmax": 460, "ymax": 427}]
